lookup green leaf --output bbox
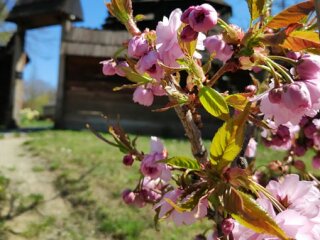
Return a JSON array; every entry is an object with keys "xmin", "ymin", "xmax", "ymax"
[
  {"xmin": 281, "ymin": 30, "xmax": 320, "ymax": 51},
  {"xmin": 199, "ymin": 86, "xmax": 229, "ymax": 120},
  {"xmin": 121, "ymin": 67, "xmax": 153, "ymax": 83},
  {"xmin": 246, "ymin": 0, "xmax": 266, "ymax": 22},
  {"xmin": 210, "ymin": 104, "xmax": 251, "ymax": 170},
  {"xmin": 225, "ymin": 94, "xmax": 249, "ymax": 111},
  {"xmin": 134, "ymin": 14, "xmax": 146, "ymax": 22},
  {"xmin": 266, "ymin": 0, "xmax": 314, "ymax": 29},
  {"xmin": 160, "ymin": 156, "xmax": 200, "ymax": 170},
  {"xmin": 224, "ymin": 188, "xmax": 289, "ymax": 240}
]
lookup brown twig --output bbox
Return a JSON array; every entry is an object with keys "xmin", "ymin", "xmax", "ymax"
[{"xmin": 206, "ymin": 62, "xmax": 238, "ymax": 87}]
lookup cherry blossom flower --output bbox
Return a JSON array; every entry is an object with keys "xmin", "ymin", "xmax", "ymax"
[
  {"xmin": 296, "ymin": 54, "xmax": 320, "ymax": 80},
  {"xmin": 115, "ymin": 61, "xmax": 129, "ymax": 77},
  {"xmin": 180, "ymin": 25, "xmax": 199, "ymax": 42},
  {"xmin": 140, "ymin": 137, "xmax": 171, "ymax": 182},
  {"xmin": 100, "ymin": 59, "xmax": 116, "ymax": 75},
  {"xmin": 187, "ymin": 4, "xmax": 218, "ymax": 32},
  {"xmin": 136, "ymin": 51, "xmax": 164, "ymax": 80},
  {"xmin": 133, "ymin": 86, "xmax": 154, "ymax": 106},
  {"xmin": 156, "ymin": 8, "xmax": 184, "ymax": 67},
  {"xmin": 204, "ymin": 34, "xmax": 233, "ymax": 63},
  {"xmin": 128, "ymin": 35, "xmax": 149, "ymax": 59}
]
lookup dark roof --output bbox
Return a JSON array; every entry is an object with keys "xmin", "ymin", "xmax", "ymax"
[
  {"xmin": 103, "ymin": 0, "xmax": 231, "ymax": 30},
  {"xmin": 7, "ymin": 0, "xmax": 83, "ymax": 29}
]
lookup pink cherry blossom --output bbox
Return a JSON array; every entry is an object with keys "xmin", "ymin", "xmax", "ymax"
[
  {"xmin": 136, "ymin": 51, "xmax": 164, "ymax": 80},
  {"xmin": 233, "ymin": 175, "xmax": 320, "ymax": 240},
  {"xmin": 122, "ymin": 154, "xmax": 134, "ymax": 166},
  {"xmin": 133, "ymin": 86, "xmax": 154, "ymax": 106},
  {"xmin": 115, "ymin": 61, "xmax": 129, "ymax": 77},
  {"xmin": 155, "ymin": 189, "xmax": 208, "ymax": 226},
  {"xmin": 122, "ymin": 189, "xmax": 136, "ymax": 205},
  {"xmin": 282, "ymin": 82, "xmax": 311, "ymax": 111},
  {"xmin": 297, "ymin": 54, "xmax": 320, "ymax": 80},
  {"xmin": 140, "ymin": 137, "xmax": 171, "ymax": 182},
  {"xmin": 156, "ymin": 9, "xmax": 184, "ymax": 67},
  {"xmin": 128, "ymin": 35, "xmax": 149, "ymax": 58},
  {"xmin": 266, "ymin": 174, "xmax": 320, "ymax": 218},
  {"xmin": 100, "ymin": 59, "xmax": 116, "ymax": 76},
  {"xmin": 244, "ymin": 138, "xmax": 257, "ymax": 158},
  {"xmin": 260, "ymin": 81, "xmax": 319, "ymax": 126},
  {"xmin": 204, "ymin": 34, "xmax": 233, "ymax": 63},
  {"xmin": 188, "ymin": 4, "xmax": 217, "ymax": 32}
]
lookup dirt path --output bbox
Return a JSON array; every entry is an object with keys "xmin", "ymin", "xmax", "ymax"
[{"xmin": 0, "ymin": 136, "xmax": 70, "ymax": 239}]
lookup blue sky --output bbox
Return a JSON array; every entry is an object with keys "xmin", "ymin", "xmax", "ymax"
[{"xmin": 19, "ymin": 0, "xmax": 300, "ymax": 88}]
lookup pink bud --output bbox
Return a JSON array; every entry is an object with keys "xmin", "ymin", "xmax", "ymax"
[
  {"xmin": 282, "ymin": 83, "xmax": 311, "ymax": 111},
  {"xmin": 128, "ymin": 35, "xmax": 149, "ymax": 58},
  {"xmin": 277, "ymin": 125, "xmax": 290, "ymax": 139},
  {"xmin": 133, "ymin": 86, "xmax": 154, "ymax": 106},
  {"xmin": 204, "ymin": 34, "xmax": 233, "ymax": 63},
  {"xmin": 181, "ymin": 6, "xmax": 195, "ymax": 24},
  {"xmin": 312, "ymin": 154, "xmax": 320, "ymax": 169},
  {"xmin": 304, "ymin": 123, "xmax": 317, "ymax": 139},
  {"xmin": 292, "ymin": 145, "xmax": 306, "ymax": 157},
  {"xmin": 268, "ymin": 88, "xmax": 283, "ymax": 104},
  {"xmin": 180, "ymin": 25, "xmax": 198, "ymax": 42},
  {"xmin": 123, "ymin": 154, "xmax": 134, "ymax": 166},
  {"xmin": 286, "ymin": 51, "xmax": 301, "ymax": 60},
  {"xmin": 115, "ymin": 61, "xmax": 129, "ymax": 77},
  {"xmin": 221, "ymin": 218, "xmax": 235, "ymax": 235},
  {"xmin": 122, "ymin": 189, "xmax": 136, "ymax": 205},
  {"xmin": 245, "ymin": 85, "xmax": 257, "ymax": 94},
  {"xmin": 188, "ymin": 4, "xmax": 217, "ymax": 32},
  {"xmin": 100, "ymin": 59, "xmax": 116, "ymax": 76},
  {"xmin": 293, "ymin": 160, "xmax": 306, "ymax": 171},
  {"xmin": 296, "ymin": 54, "xmax": 320, "ymax": 80}
]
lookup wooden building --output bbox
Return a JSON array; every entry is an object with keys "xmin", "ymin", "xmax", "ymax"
[{"xmin": 3, "ymin": 0, "xmax": 233, "ymax": 137}]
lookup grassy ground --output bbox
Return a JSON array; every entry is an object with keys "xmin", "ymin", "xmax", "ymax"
[{"xmin": 22, "ymin": 130, "xmax": 319, "ymax": 239}]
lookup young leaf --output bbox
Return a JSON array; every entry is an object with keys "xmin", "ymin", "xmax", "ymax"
[
  {"xmin": 160, "ymin": 156, "xmax": 200, "ymax": 170},
  {"xmin": 210, "ymin": 104, "xmax": 251, "ymax": 170},
  {"xmin": 281, "ymin": 30, "xmax": 320, "ymax": 51},
  {"xmin": 225, "ymin": 94, "xmax": 249, "ymax": 111},
  {"xmin": 121, "ymin": 67, "xmax": 153, "ymax": 83},
  {"xmin": 199, "ymin": 86, "xmax": 229, "ymax": 120},
  {"xmin": 224, "ymin": 188, "xmax": 289, "ymax": 240},
  {"xmin": 266, "ymin": 0, "xmax": 314, "ymax": 29},
  {"xmin": 247, "ymin": 0, "xmax": 266, "ymax": 22}
]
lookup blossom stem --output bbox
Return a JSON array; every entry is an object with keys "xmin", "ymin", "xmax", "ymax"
[
  {"xmin": 207, "ymin": 62, "xmax": 238, "ymax": 87},
  {"xmin": 264, "ymin": 61, "xmax": 281, "ymax": 88},
  {"xmin": 268, "ymin": 56, "xmax": 298, "ymax": 66},
  {"xmin": 265, "ymin": 58, "xmax": 294, "ymax": 84}
]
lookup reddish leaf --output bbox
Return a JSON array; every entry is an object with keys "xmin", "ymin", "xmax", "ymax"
[
  {"xmin": 281, "ymin": 30, "xmax": 320, "ymax": 51},
  {"xmin": 267, "ymin": 0, "xmax": 314, "ymax": 29}
]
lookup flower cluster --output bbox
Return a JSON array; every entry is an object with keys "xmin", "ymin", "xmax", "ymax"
[
  {"xmin": 99, "ymin": 1, "xmax": 320, "ymax": 239},
  {"xmin": 233, "ymin": 175, "xmax": 320, "ymax": 240}
]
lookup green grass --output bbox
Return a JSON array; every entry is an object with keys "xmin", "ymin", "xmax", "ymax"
[
  {"xmin": 24, "ymin": 130, "xmax": 319, "ymax": 239},
  {"xmin": 19, "ymin": 119, "xmax": 53, "ymax": 129}
]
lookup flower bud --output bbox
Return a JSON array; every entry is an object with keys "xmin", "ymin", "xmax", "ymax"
[
  {"xmin": 181, "ymin": 6, "xmax": 195, "ymax": 24},
  {"xmin": 282, "ymin": 83, "xmax": 311, "ymax": 111},
  {"xmin": 304, "ymin": 123, "xmax": 316, "ymax": 139},
  {"xmin": 122, "ymin": 154, "xmax": 134, "ymax": 166},
  {"xmin": 221, "ymin": 218, "xmax": 235, "ymax": 235},
  {"xmin": 188, "ymin": 4, "xmax": 217, "ymax": 32},
  {"xmin": 133, "ymin": 86, "xmax": 154, "ymax": 106},
  {"xmin": 312, "ymin": 154, "xmax": 320, "ymax": 169},
  {"xmin": 245, "ymin": 85, "xmax": 257, "ymax": 94},
  {"xmin": 296, "ymin": 54, "xmax": 320, "ymax": 80},
  {"xmin": 268, "ymin": 88, "xmax": 283, "ymax": 104},
  {"xmin": 292, "ymin": 145, "xmax": 306, "ymax": 157},
  {"xmin": 293, "ymin": 160, "xmax": 306, "ymax": 171},
  {"xmin": 122, "ymin": 189, "xmax": 136, "ymax": 205},
  {"xmin": 180, "ymin": 25, "xmax": 199, "ymax": 42},
  {"xmin": 128, "ymin": 35, "xmax": 149, "ymax": 58},
  {"xmin": 100, "ymin": 59, "xmax": 116, "ymax": 76}
]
